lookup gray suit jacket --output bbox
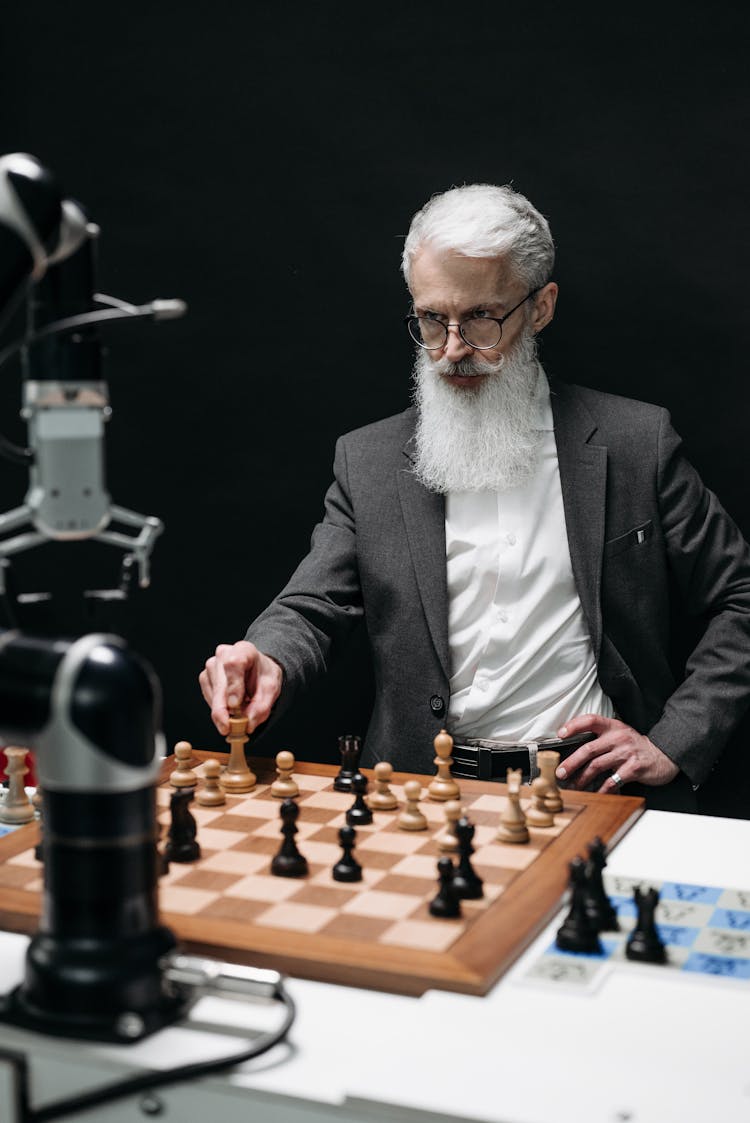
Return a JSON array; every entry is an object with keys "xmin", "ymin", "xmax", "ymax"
[{"xmin": 247, "ymin": 380, "xmax": 750, "ymax": 801}]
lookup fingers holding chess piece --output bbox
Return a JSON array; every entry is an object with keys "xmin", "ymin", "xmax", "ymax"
[
  {"xmin": 398, "ymin": 780, "xmax": 427, "ymax": 831},
  {"xmin": 196, "ymin": 758, "xmax": 227, "ymax": 807},
  {"xmin": 271, "ymin": 750, "xmax": 299, "ymax": 798},
  {"xmin": 428, "ymin": 729, "xmax": 460, "ymax": 802}
]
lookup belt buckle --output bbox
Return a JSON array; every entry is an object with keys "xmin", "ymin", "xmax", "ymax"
[{"xmin": 477, "ymin": 745, "xmax": 493, "ymax": 782}]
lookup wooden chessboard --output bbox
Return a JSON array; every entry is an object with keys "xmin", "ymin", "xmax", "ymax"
[{"xmin": 0, "ymin": 752, "xmax": 644, "ymax": 996}]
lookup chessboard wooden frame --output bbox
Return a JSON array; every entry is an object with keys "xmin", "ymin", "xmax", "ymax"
[{"xmin": 0, "ymin": 754, "xmax": 644, "ymax": 997}]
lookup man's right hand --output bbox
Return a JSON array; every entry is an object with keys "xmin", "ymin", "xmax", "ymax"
[{"xmin": 199, "ymin": 641, "xmax": 284, "ymax": 736}]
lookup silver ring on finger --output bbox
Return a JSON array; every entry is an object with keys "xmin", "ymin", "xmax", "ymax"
[{"xmin": 610, "ymin": 770, "xmax": 624, "ymax": 790}]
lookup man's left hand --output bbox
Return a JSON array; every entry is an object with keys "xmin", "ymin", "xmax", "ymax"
[{"xmin": 555, "ymin": 714, "xmax": 680, "ymax": 791}]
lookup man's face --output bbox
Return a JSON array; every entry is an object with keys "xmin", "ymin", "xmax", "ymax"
[{"xmin": 408, "ymin": 246, "xmax": 555, "ymax": 388}]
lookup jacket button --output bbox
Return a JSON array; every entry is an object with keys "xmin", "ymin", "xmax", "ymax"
[{"xmin": 429, "ymin": 695, "xmax": 445, "ymax": 716}]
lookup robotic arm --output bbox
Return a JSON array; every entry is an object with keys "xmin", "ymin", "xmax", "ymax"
[{"xmin": 0, "ymin": 153, "xmax": 185, "ymax": 603}]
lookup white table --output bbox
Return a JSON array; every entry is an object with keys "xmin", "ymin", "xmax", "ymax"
[{"xmin": 1, "ymin": 809, "xmax": 749, "ymax": 1122}]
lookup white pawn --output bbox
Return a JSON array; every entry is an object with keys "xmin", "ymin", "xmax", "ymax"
[
  {"xmin": 398, "ymin": 779, "xmax": 427, "ymax": 831},
  {"xmin": 428, "ymin": 729, "xmax": 461, "ymax": 801},
  {"xmin": 367, "ymin": 761, "xmax": 398, "ymax": 810},
  {"xmin": 526, "ymin": 775, "xmax": 554, "ymax": 827},
  {"xmin": 271, "ymin": 751, "xmax": 299, "ymax": 798},
  {"xmin": 170, "ymin": 741, "xmax": 198, "ymax": 788},
  {"xmin": 0, "ymin": 747, "xmax": 35, "ymax": 825},
  {"xmin": 196, "ymin": 758, "xmax": 226, "ymax": 807},
  {"xmin": 437, "ymin": 799, "xmax": 462, "ymax": 851}
]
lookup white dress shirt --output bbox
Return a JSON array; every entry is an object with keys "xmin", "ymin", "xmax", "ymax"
[{"xmin": 446, "ymin": 370, "xmax": 614, "ymax": 742}]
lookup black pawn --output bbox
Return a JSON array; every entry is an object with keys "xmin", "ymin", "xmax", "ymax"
[
  {"xmin": 452, "ymin": 816, "xmax": 484, "ymax": 900},
  {"xmin": 164, "ymin": 788, "xmax": 201, "ymax": 863},
  {"xmin": 556, "ymin": 857, "xmax": 603, "ymax": 954},
  {"xmin": 271, "ymin": 798, "xmax": 309, "ymax": 878},
  {"xmin": 346, "ymin": 772, "xmax": 373, "ymax": 826},
  {"xmin": 332, "ymin": 825, "xmax": 362, "ymax": 882},
  {"xmin": 626, "ymin": 886, "xmax": 667, "ymax": 964},
  {"xmin": 334, "ymin": 733, "xmax": 363, "ymax": 793},
  {"xmin": 429, "ymin": 856, "xmax": 462, "ymax": 919},
  {"xmin": 583, "ymin": 836, "xmax": 619, "ymax": 932}
]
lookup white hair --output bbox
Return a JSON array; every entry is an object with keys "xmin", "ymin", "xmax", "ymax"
[{"xmin": 401, "ymin": 183, "xmax": 554, "ymax": 291}]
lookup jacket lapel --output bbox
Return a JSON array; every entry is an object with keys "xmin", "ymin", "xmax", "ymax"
[
  {"xmin": 397, "ymin": 436, "xmax": 451, "ymax": 679},
  {"xmin": 550, "ymin": 380, "xmax": 607, "ymax": 660}
]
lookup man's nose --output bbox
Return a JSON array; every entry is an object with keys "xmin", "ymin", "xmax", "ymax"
[{"xmin": 443, "ymin": 323, "xmax": 474, "ymax": 361}]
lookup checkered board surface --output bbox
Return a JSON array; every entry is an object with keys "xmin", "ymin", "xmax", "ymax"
[
  {"xmin": 518, "ymin": 873, "xmax": 750, "ymax": 991},
  {"xmin": 0, "ymin": 755, "xmax": 644, "ymax": 996}
]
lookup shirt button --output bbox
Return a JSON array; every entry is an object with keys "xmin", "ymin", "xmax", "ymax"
[
  {"xmin": 498, "ymin": 610, "xmax": 508, "ymax": 623},
  {"xmin": 429, "ymin": 694, "xmax": 445, "ymax": 716},
  {"xmin": 506, "ymin": 533, "xmax": 516, "ymax": 545},
  {"xmin": 476, "ymin": 677, "xmax": 489, "ymax": 693}
]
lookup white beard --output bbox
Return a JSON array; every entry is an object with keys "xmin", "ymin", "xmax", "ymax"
[{"xmin": 410, "ymin": 331, "xmax": 543, "ymax": 493}]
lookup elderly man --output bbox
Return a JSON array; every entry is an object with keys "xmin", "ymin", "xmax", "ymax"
[{"xmin": 201, "ymin": 184, "xmax": 750, "ymax": 811}]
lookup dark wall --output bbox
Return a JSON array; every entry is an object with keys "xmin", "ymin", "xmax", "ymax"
[{"xmin": 1, "ymin": 4, "xmax": 748, "ymax": 807}]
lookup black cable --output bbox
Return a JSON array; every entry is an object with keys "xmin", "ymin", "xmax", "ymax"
[{"xmin": 25, "ymin": 985, "xmax": 297, "ymax": 1123}]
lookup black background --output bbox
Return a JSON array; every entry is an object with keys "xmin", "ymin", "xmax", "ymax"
[{"xmin": 2, "ymin": 3, "xmax": 748, "ymax": 811}]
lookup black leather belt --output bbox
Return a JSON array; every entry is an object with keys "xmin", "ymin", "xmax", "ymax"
[{"xmin": 451, "ymin": 733, "xmax": 596, "ymax": 782}]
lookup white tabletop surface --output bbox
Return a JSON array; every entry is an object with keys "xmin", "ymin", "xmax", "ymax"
[{"xmin": 1, "ymin": 809, "xmax": 749, "ymax": 1122}]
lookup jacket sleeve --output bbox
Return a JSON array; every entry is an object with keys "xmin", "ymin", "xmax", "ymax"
[
  {"xmin": 647, "ymin": 411, "xmax": 750, "ymax": 785},
  {"xmin": 244, "ymin": 436, "xmax": 364, "ymax": 719}
]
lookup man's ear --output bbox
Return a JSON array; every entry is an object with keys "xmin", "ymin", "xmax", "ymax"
[{"xmin": 532, "ymin": 281, "xmax": 558, "ymax": 333}]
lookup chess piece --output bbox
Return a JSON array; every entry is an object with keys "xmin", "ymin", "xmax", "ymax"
[
  {"xmin": 271, "ymin": 798, "xmax": 308, "ymax": 877},
  {"xmin": 583, "ymin": 836, "xmax": 619, "ymax": 932},
  {"xmin": 221, "ymin": 711, "xmax": 257, "ymax": 793},
  {"xmin": 164, "ymin": 788, "xmax": 201, "ymax": 863},
  {"xmin": 0, "ymin": 747, "xmax": 35, "ymax": 824},
  {"xmin": 333, "ymin": 733, "xmax": 362, "ymax": 793},
  {"xmin": 427, "ymin": 729, "xmax": 460, "ymax": 801},
  {"xmin": 452, "ymin": 816, "xmax": 484, "ymax": 899},
  {"xmin": 626, "ymin": 886, "xmax": 667, "ymax": 963},
  {"xmin": 555, "ymin": 857, "xmax": 603, "ymax": 954},
  {"xmin": 525, "ymin": 775, "xmax": 554, "ymax": 827},
  {"xmin": 346, "ymin": 772, "xmax": 373, "ymax": 826},
  {"xmin": 196, "ymin": 758, "xmax": 227, "ymax": 807},
  {"xmin": 398, "ymin": 779, "xmax": 427, "ymax": 830},
  {"xmin": 367, "ymin": 761, "xmax": 398, "ymax": 810},
  {"xmin": 496, "ymin": 767, "xmax": 529, "ymax": 843},
  {"xmin": 271, "ymin": 750, "xmax": 300, "ymax": 798},
  {"xmin": 429, "ymin": 856, "xmax": 462, "ymax": 918},
  {"xmin": 537, "ymin": 749, "xmax": 564, "ymax": 813},
  {"xmin": 332, "ymin": 825, "xmax": 362, "ymax": 882},
  {"xmin": 437, "ymin": 799, "xmax": 462, "ymax": 851},
  {"xmin": 170, "ymin": 740, "xmax": 198, "ymax": 788}
]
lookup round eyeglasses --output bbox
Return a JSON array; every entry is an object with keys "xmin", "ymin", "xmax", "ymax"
[{"xmin": 405, "ymin": 288, "xmax": 541, "ymax": 351}]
